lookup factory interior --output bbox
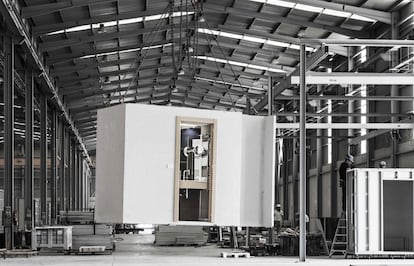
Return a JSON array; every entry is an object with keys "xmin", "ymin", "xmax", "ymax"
[{"xmin": 1, "ymin": 0, "xmax": 414, "ymax": 265}]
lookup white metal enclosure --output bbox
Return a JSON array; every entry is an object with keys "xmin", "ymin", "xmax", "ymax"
[
  {"xmin": 347, "ymin": 168, "xmax": 414, "ymax": 255},
  {"xmin": 95, "ymin": 104, "xmax": 275, "ymax": 227}
]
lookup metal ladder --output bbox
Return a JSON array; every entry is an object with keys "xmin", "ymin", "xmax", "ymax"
[{"xmin": 329, "ymin": 211, "xmax": 347, "ymax": 258}]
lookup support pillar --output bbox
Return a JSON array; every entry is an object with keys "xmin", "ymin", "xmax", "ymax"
[
  {"xmin": 80, "ymin": 158, "xmax": 84, "ymax": 209},
  {"xmin": 65, "ymin": 132, "xmax": 71, "ymax": 210},
  {"xmin": 3, "ymin": 33, "xmax": 15, "ymax": 250},
  {"xmin": 51, "ymin": 110, "xmax": 58, "ymax": 223},
  {"xmin": 24, "ymin": 68, "xmax": 34, "ymax": 233},
  {"xmin": 299, "ymin": 44, "xmax": 307, "ymax": 262},
  {"xmin": 268, "ymin": 76, "xmax": 273, "ymax": 115},
  {"xmin": 390, "ymin": 11, "xmax": 399, "ymax": 167},
  {"xmin": 71, "ymin": 140, "xmax": 76, "ymax": 210},
  {"xmin": 316, "ymin": 85, "xmax": 323, "ymax": 217},
  {"xmin": 60, "ymin": 123, "xmax": 66, "ymax": 211},
  {"xmin": 40, "ymin": 93, "xmax": 48, "ymax": 224}
]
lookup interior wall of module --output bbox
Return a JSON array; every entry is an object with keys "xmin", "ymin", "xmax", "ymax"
[
  {"xmin": 347, "ymin": 168, "xmax": 414, "ymax": 255},
  {"xmin": 95, "ymin": 104, "xmax": 275, "ymax": 227}
]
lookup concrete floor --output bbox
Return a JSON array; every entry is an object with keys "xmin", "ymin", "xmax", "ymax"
[{"xmin": 3, "ymin": 234, "xmax": 414, "ymax": 266}]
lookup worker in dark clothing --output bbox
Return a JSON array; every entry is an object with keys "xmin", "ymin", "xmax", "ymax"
[{"xmin": 339, "ymin": 154, "xmax": 354, "ymax": 212}]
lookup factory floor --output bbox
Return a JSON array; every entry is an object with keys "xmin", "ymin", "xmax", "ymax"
[{"xmin": 2, "ymin": 234, "xmax": 414, "ymax": 266}]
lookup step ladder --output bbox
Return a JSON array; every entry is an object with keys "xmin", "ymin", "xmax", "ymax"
[{"xmin": 329, "ymin": 211, "xmax": 348, "ymax": 258}]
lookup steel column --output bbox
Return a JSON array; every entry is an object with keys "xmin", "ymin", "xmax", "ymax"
[
  {"xmin": 71, "ymin": 140, "xmax": 76, "ymax": 209},
  {"xmin": 75, "ymin": 149, "xmax": 80, "ymax": 210},
  {"xmin": 60, "ymin": 123, "xmax": 66, "ymax": 211},
  {"xmin": 24, "ymin": 68, "xmax": 34, "ymax": 232},
  {"xmin": 51, "ymin": 109, "xmax": 58, "ymax": 223},
  {"xmin": 316, "ymin": 85, "xmax": 323, "ymax": 217},
  {"xmin": 65, "ymin": 133, "xmax": 71, "ymax": 210},
  {"xmin": 3, "ymin": 32, "xmax": 15, "ymax": 250},
  {"xmin": 299, "ymin": 44, "xmax": 307, "ymax": 262},
  {"xmin": 390, "ymin": 11, "xmax": 399, "ymax": 167},
  {"xmin": 80, "ymin": 159, "xmax": 84, "ymax": 209},
  {"xmin": 268, "ymin": 76, "xmax": 273, "ymax": 115},
  {"xmin": 40, "ymin": 92, "xmax": 48, "ymax": 224}
]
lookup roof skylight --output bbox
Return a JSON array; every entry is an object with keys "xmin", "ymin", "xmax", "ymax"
[
  {"xmin": 198, "ymin": 28, "xmax": 315, "ymax": 52},
  {"xmin": 249, "ymin": 0, "xmax": 376, "ymax": 23},
  {"xmin": 47, "ymin": 11, "xmax": 194, "ymax": 36},
  {"xmin": 195, "ymin": 56, "xmax": 288, "ymax": 73},
  {"xmin": 78, "ymin": 43, "xmax": 173, "ymax": 60},
  {"xmin": 194, "ymin": 76, "xmax": 266, "ymax": 91}
]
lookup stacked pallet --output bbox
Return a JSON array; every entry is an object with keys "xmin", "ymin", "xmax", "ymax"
[
  {"xmin": 71, "ymin": 224, "xmax": 114, "ymax": 251},
  {"xmin": 155, "ymin": 225, "xmax": 208, "ymax": 246}
]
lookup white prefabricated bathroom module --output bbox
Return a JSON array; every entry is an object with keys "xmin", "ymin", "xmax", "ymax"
[
  {"xmin": 95, "ymin": 104, "xmax": 276, "ymax": 227},
  {"xmin": 347, "ymin": 168, "xmax": 414, "ymax": 256}
]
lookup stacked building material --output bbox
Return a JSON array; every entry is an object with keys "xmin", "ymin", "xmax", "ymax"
[
  {"xmin": 155, "ymin": 225, "xmax": 208, "ymax": 246},
  {"xmin": 71, "ymin": 224, "xmax": 114, "ymax": 251}
]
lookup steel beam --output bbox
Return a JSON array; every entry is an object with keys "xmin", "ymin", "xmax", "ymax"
[
  {"xmin": 40, "ymin": 92, "xmax": 48, "ymax": 224},
  {"xmin": 3, "ymin": 33, "xmax": 15, "ymax": 250},
  {"xmin": 301, "ymin": 38, "xmax": 414, "ymax": 46},
  {"xmin": 277, "ymin": 123, "xmax": 414, "ymax": 129},
  {"xmin": 291, "ymin": 72, "xmax": 414, "ymax": 85},
  {"xmin": 24, "ymin": 68, "xmax": 34, "ymax": 232}
]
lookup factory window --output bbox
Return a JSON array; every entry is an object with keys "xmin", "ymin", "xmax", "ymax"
[{"xmin": 174, "ymin": 117, "xmax": 216, "ymax": 222}]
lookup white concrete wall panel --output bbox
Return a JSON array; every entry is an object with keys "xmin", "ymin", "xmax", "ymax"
[
  {"xmin": 95, "ymin": 104, "xmax": 274, "ymax": 226},
  {"xmin": 95, "ymin": 104, "xmax": 126, "ymax": 223}
]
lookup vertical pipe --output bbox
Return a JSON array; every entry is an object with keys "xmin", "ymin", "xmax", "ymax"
[
  {"xmin": 40, "ymin": 93, "xmax": 48, "ymax": 224},
  {"xmin": 4, "ymin": 33, "xmax": 14, "ymax": 250},
  {"xmin": 299, "ymin": 44, "xmax": 307, "ymax": 262},
  {"xmin": 24, "ymin": 68, "xmax": 34, "ymax": 232},
  {"xmin": 51, "ymin": 110, "xmax": 57, "ymax": 223}
]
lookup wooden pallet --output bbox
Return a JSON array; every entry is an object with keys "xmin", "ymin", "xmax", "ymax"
[{"xmin": 221, "ymin": 252, "xmax": 250, "ymax": 258}]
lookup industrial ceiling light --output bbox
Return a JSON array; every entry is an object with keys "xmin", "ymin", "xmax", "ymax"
[
  {"xmin": 97, "ymin": 23, "xmax": 106, "ymax": 34},
  {"xmin": 198, "ymin": 15, "xmax": 206, "ymax": 23},
  {"xmin": 187, "ymin": 45, "xmax": 194, "ymax": 53},
  {"xmin": 177, "ymin": 67, "xmax": 185, "ymax": 76},
  {"xmin": 171, "ymin": 84, "xmax": 178, "ymax": 93},
  {"xmin": 297, "ymin": 28, "xmax": 306, "ymax": 38}
]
